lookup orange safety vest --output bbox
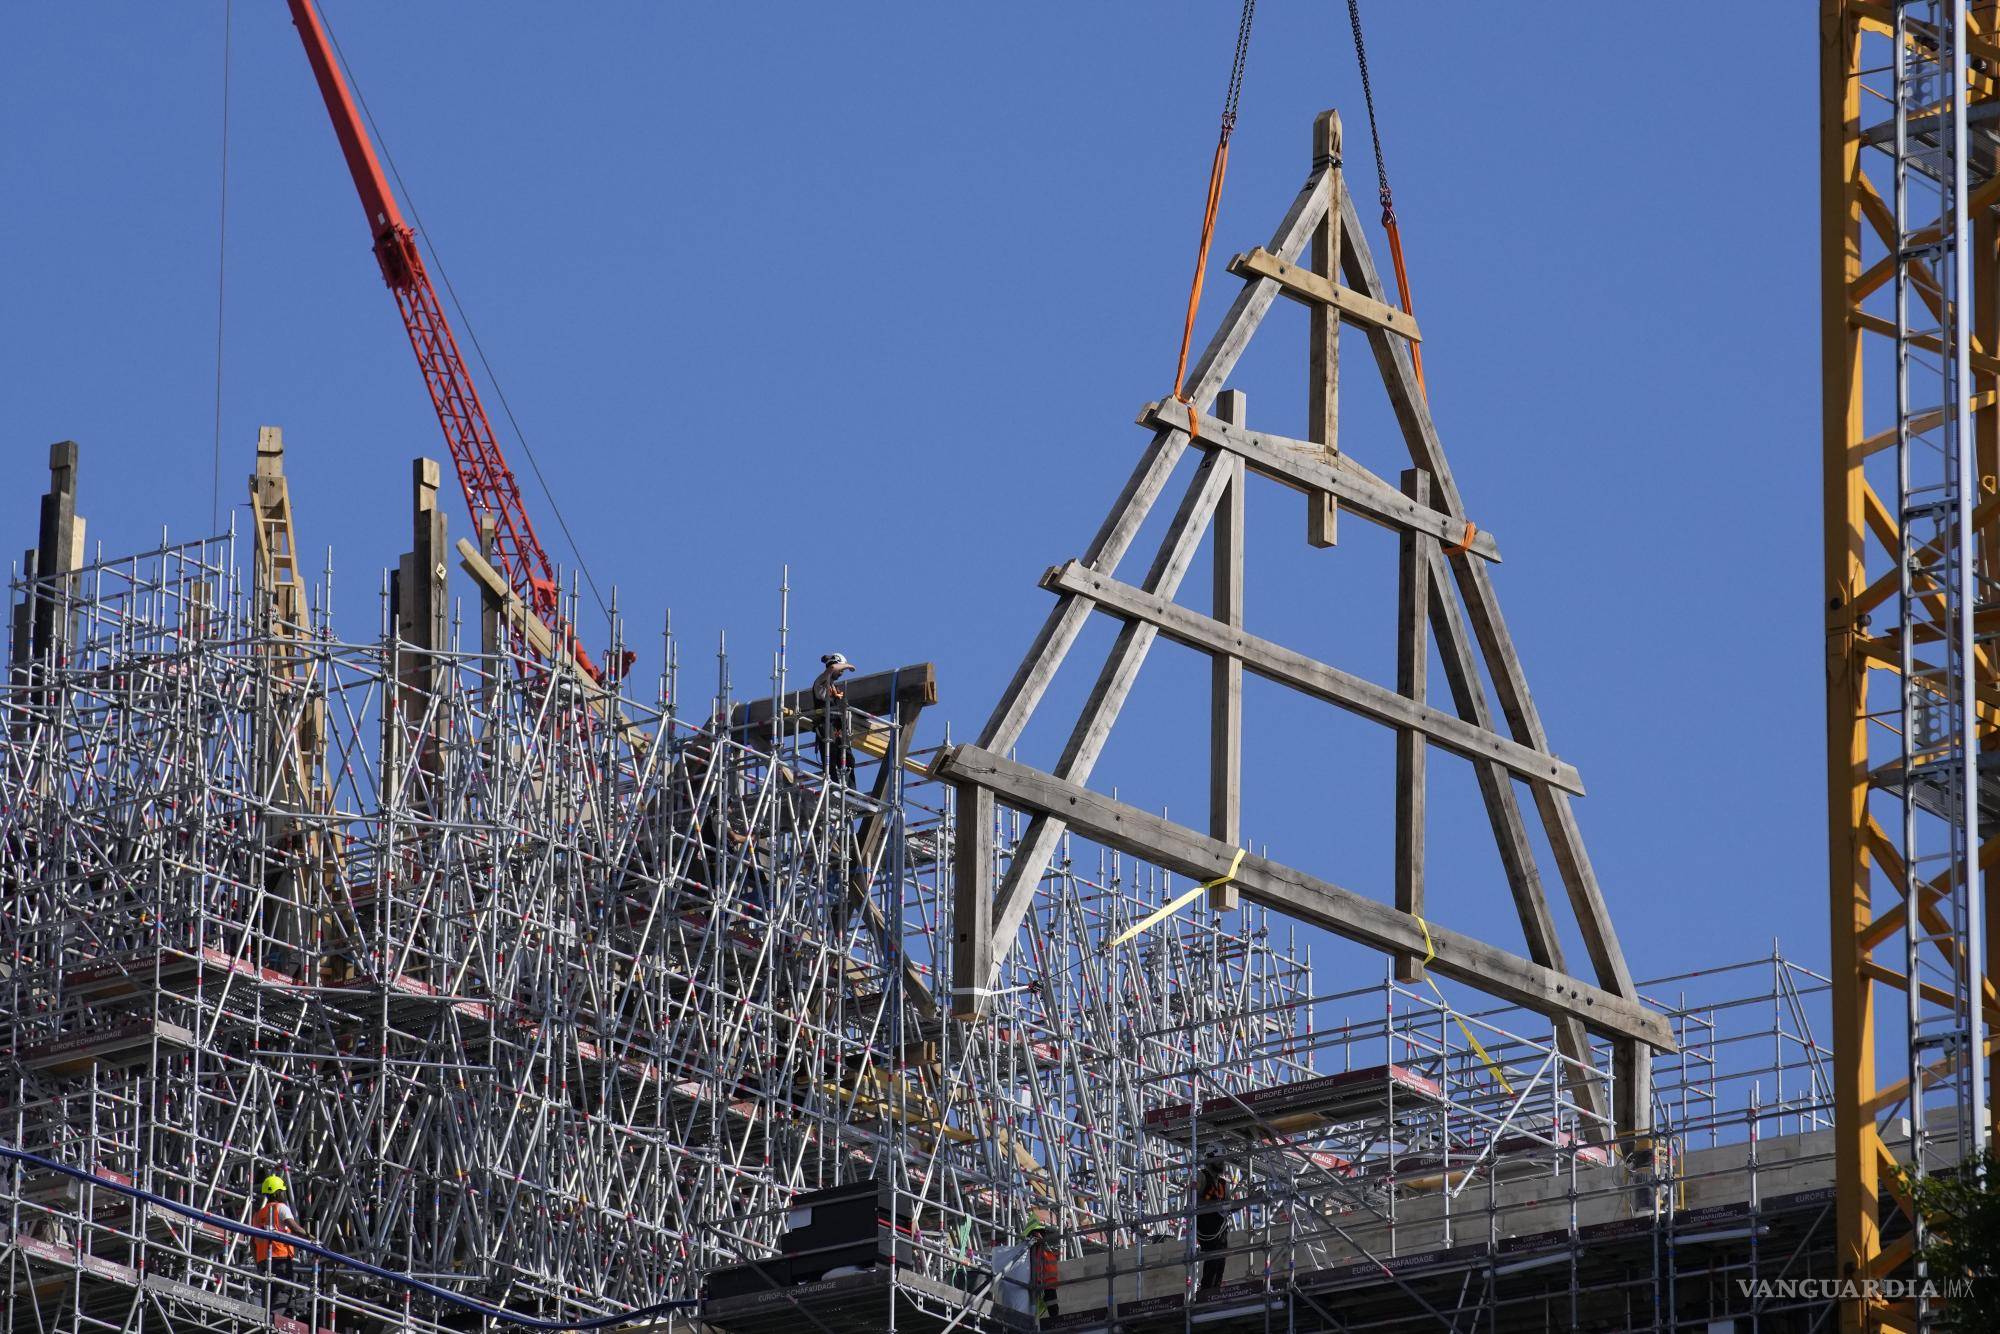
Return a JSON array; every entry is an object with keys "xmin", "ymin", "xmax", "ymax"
[
  {"xmin": 1030, "ymin": 1240, "xmax": 1059, "ymax": 1291},
  {"xmin": 252, "ymin": 1202, "xmax": 296, "ymax": 1263}
]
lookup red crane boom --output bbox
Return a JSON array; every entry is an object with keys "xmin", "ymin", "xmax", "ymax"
[{"xmin": 284, "ymin": 0, "xmax": 601, "ymax": 678}]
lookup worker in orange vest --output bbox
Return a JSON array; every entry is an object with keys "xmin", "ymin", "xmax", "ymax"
[
  {"xmin": 1023, "ymin": 1218, "xmax": 1060, "ymax": 1320},
  {"xmin": 252, "ymin": 1174, "xmax": 314, "ymax": 1317}
]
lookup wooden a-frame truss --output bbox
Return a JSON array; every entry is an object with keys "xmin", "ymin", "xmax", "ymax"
[{"xmin": 942, "ymin": 109, "xmax": 1673, "ymax": 1137}]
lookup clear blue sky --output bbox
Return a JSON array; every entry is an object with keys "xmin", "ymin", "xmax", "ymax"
[{"xmin": 0, "ymin": 5, "xmax": 1820, "ymax": 995}]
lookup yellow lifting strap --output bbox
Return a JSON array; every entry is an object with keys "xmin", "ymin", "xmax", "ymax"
[
  {"xmin": 1414, "ymin": 917, "xmax": 1515, "ymax": 1096},
  {"xmin": 1107, "ymin": 848, "xmax": 1246, "ymax": 950}
]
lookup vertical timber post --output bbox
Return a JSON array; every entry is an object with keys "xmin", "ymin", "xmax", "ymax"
[
  {"xmin": 31, "ymin": 441, "xmax": 83, "ymax": 670},
  {"xmin": 1396, "ymin": 468, "xmax": 1431, "ymax": 981},
  {"xmin": 1307, "ymin": 111, "xmax": 1342, "ymax": 548},
  {"xmin": 1210, "ymin": 389, "xmax": 1246, "ymax": 910},
  {"xmin": 405, "ymin": 458, "xmax": 448, "ymax": 783},
  {"xmin": 952, "ymin": 781, "xmax": 996, "ymax": 1020}
]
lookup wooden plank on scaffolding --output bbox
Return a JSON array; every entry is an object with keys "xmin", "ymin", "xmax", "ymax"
[
  {"xmin": 734, "ymin": 665, "xmax": 937, "ymax": 737},
  {"xmin": 938, "ymin": 745, "xmax": 1674, "ymax": 1051}
]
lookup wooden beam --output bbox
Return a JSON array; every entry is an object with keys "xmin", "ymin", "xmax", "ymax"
[
  {"xmin": 951, "ymin": 781, "xmax": 996, "ymax": 1020},
  {"xmin": 1141, "ymin": 398, "xmax": 1501, "ymax": 562},
  {"xmin": 29, "ymin": 441, "xmax": 83, "ymax": 667},
  {"xmin": 983, "ymin": 455, "xmax": 1234, "ymax": 979},
  {"xmin": 1308, "ymin": 110, "xmax": 1343, "ymax": 550},
  {"xmin": 977, "ymin": 163, "xmax": 1333, "ymax": 757},
  {"xmin": 734, "ymin": 664, "xmax": 938, "ymax": 736},
  {"xmin": 1210, "ymin": 390, "xmax": 1245, "ymax": 910},
  {"xmin": 1181, "ymin": 166, "xmax": 1335, "ymax": 405},
  {"xmin": 1231, "ymin": 247, "xmax": 1423, "ymax": 342},
  {"xmin": 1335, "ymin": 181, "xmax": 1643, "ymax": 1129},
  {"xmin": 1396, "ymin": 468, "xmax": 1430, "ymax": 981},
  {"xmin": 455, "ymin": 537, "xmax": 653, "ymax": 755},
  {"xmin": 937, "ymin": 745, "xmax": 1675, "ymax": 1051},
  {"xmin": 1420, "ymin": 504, "xmax": 1609, "ymax": 1125},
  {"xmin": 400, "ymin": 458, "xmax": 448, "ymax": 785},
  {"xmin": 1042, "ymin": 561, "xmax": 1583, "ymax": 794},
  {"xmin": 1336, "ymin": 184, "xmax": 1635, "ymax": 1006}
]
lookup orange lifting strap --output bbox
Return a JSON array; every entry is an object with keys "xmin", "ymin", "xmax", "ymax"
[
  {"xmin": 1385, "ymin": 213, "xmax": 1424, "ymax": 393},
  {"xmin": 1171, "ymin": 0, "xmax": 1257, "ymax": 443},
  {"xmin": 1172, "ymin": 136, "xmax": 1232, "ymax": 444}
]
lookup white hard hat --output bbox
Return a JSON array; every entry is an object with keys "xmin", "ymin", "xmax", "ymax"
[{"xmin": 821, "ymin": 652, "xmax": 854, "ymax": 672}]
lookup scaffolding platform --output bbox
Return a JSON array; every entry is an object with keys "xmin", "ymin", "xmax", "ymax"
[
  {"xmin": 58, "ymin": 946, "xmax": 296, "ymax": 1000},
  {"xmin": 1141, "ymin": 1064, "xmax": 1442, "ymax": 1142},
  {"xmin": 1042, "ymin": 1186, "xmax": 1837, "ymax": 1333},
  {"xmin": 13, "ymin": 1017, "xmax": 194, "ymax": 1075}
]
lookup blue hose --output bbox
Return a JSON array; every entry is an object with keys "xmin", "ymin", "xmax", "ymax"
[{"xmin": 0, "ymin": 1141, "xmax": 697, "ymax": 1330}]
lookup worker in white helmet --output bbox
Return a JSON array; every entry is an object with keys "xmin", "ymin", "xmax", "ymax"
[{"xmin": 811, "ymin": 652, "xmax": 858, "ymax": 780}]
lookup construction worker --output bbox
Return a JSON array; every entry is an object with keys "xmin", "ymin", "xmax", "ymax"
[
  {"xmin": 810, "ymin": 652, "xmax": 857, "ymax": 780},
  {"xmin": 1192, "ymin": 1151, "xmax": 1234, "ymax": 1301},
  {"xmin": 252, "ymin": 1174, "xmax": 313, "ymax": 1318},
  {"xmin": 1023, "ymin": 1218, "xmax": 1061, "ymax": 1320}
]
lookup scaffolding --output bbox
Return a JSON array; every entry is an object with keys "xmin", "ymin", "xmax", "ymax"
[
  {"xmin": 0, "ymin": 457, "xmax": 1851, "ymax": 1334},
  {"xmin": 0, "ymin": 454, "xmax": 1326, "ymax": 1334}
]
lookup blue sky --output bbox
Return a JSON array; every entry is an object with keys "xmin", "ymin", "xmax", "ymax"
[{"xmin": 0, "ymin": 5, "xmax": 1819, "ymax": 996}]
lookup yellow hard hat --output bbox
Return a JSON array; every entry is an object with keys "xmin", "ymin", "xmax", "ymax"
[{"xmin": 259, "ymin": 1174, "xmax": 287, "ymax": 1196}]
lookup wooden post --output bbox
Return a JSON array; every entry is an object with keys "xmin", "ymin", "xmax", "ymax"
[
  {"xmin": 1307, "ymin": 111, "xmax": 1342, "ymax": 549},
  {"xmin": 478, "ymin": 514, "xmax": 502, "ymax": 661},
  {"xmin": 411, "ymin": 458, "xmax": 448, "ymax": 661},
  {"xmin": 951, "ymin": 781, "xmax": 996, "ymax": 1020},
  {"xmin": 31, "ymin": 441, "xmax": 83, "ymax": 667},
  {"xmin": 1395, "ymin": 468, "xmax": 1431, "ymax": 981},
  {"xmin": 397, "ymin": 459, "xmax": 447, "ymax": 784},
  {"xmin": 1210, "ymin": 390, "xmax": 1246, "ymax": 910}
]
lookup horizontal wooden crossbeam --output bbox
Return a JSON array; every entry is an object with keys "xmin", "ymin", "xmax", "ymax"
[
  {"xmin": 1229, "ymin": 247, "xmax": 1422, "ymax": 341},
  {"xmin": 1042, "ymin": 560, "xmax": 1584, "ymax": 794},
  {"xmin": 936, "ymin": 744, "xmax": 1674, "ymax": 1051},
  {"xmin": 1140, "ymin": 399, "xmax": 1500, "ymax": 562}
]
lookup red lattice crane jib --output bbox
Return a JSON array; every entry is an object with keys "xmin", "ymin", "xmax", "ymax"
[{"xmin": 286, "ymin": 0, "xmax": 603, "ymax": 681}]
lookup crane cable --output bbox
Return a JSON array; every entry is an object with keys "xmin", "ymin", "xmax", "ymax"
[
  {"xmin": 209, "ymin": 0, "xmax": 234, "ymax": 531},
  {"xmin": 1169, "ymin": 0, "xmax": 1258, "ymax": 444},
  {"xmin": 1344, "ymin": 0, "xmax": 1424, "ymax": 394}
]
